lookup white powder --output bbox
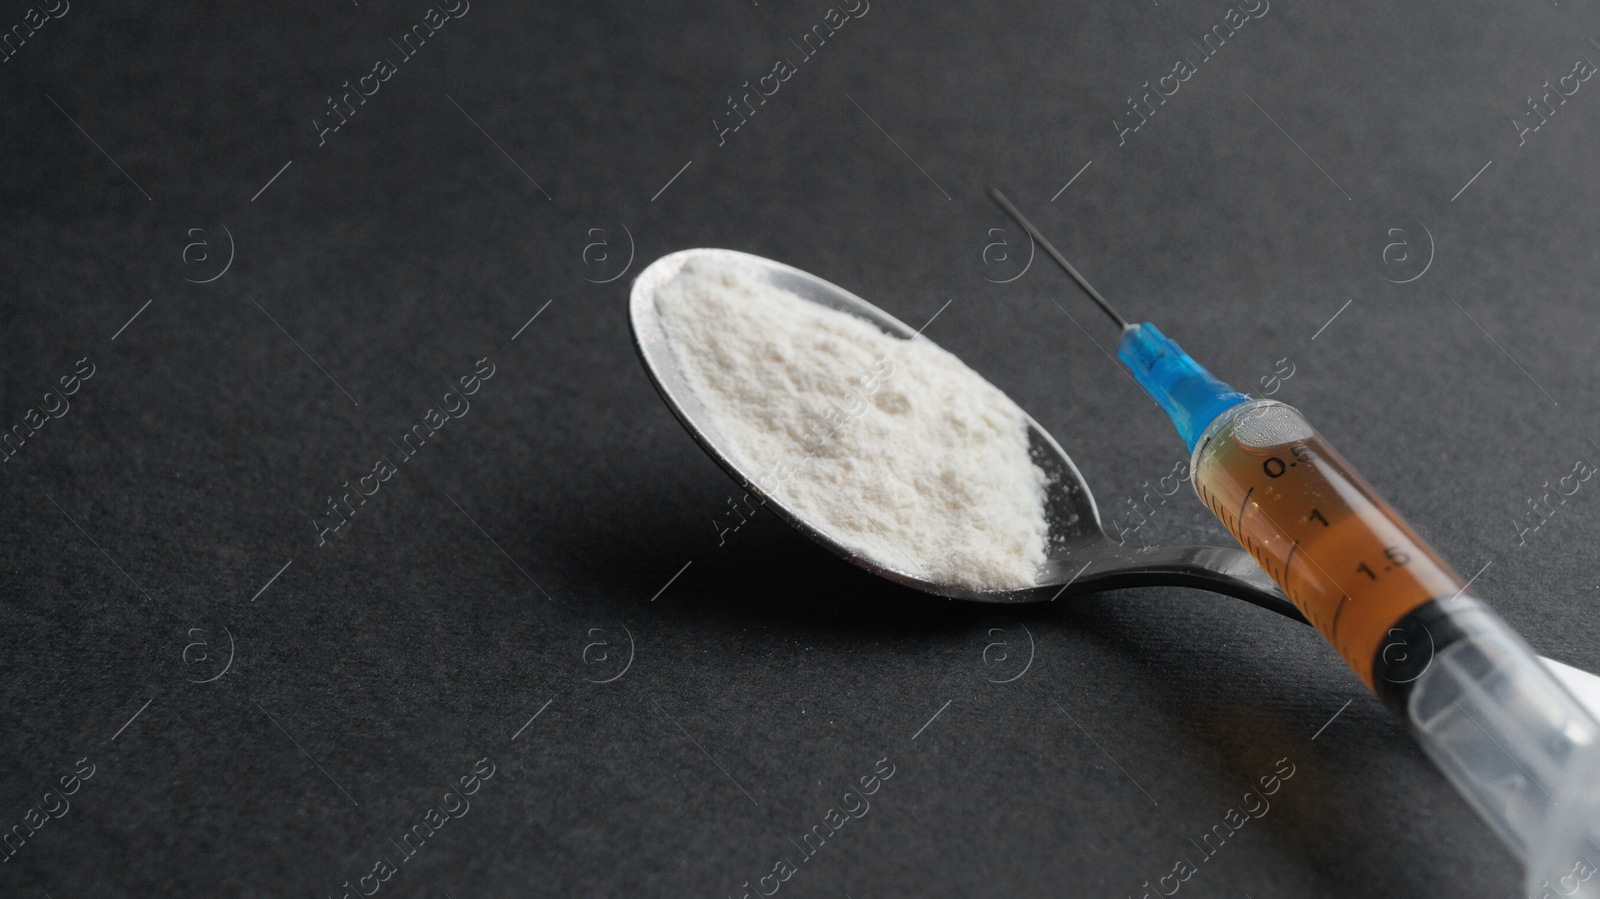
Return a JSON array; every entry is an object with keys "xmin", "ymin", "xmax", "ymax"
[{"xmin": 657, "ymin": 256, "xmax": 1050, "ymax": 590}]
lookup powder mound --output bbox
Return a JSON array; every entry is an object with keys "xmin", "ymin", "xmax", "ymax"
[{"xmin": 657, "ymin": 256, "xmax": 1050, "ymax": 590}]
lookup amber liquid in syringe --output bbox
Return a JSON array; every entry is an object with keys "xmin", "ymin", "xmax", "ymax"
[{"xmin": 1191, "ymin": 402, "xmax": 1466, "ymax": 688}]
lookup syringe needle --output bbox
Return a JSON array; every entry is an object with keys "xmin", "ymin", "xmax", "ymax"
[{"xmin": 987, "ymin": 186, "xmax": 1131, "ymax": 332}]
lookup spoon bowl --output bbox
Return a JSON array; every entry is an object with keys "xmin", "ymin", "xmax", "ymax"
[{"xmin": 629, "ymin": 248, "xmax": 1303, "ymax": 621}]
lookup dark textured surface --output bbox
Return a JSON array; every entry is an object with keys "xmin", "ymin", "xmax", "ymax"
[{"xmin": 2, "ymin": 2, "xmax": 1598, "ymax": 896}]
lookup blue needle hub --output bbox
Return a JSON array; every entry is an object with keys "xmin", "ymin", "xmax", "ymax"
[{"xmin": 1117, "ymin": 322, "xmax": 1250, "ymax": 452}]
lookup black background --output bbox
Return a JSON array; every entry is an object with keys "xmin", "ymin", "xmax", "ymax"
[{"xmin": 3, "ymin": 1, "xmax": 1598, "ymax": 897}]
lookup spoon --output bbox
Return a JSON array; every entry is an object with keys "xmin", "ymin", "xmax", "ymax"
[{"xmin": 628, "ymin": 247, "xmax": 1303, "ymax": 622}]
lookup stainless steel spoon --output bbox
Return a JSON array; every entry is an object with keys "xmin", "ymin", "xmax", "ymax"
[{"xmin": 628, "ymin": 247, "xmax": 1303, "ymax": 622}]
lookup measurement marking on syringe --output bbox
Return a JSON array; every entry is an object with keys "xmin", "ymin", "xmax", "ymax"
[
  {"xmin": 1282, "ymin": 539, "xmax": 1301, "ymax": 584},
  {"xmin": 1255, "ymin": 500, "xmax": 1352, "ymax": 600},
  {"xmin": 1234, "ymin": 486, "xmax": 1255, "ymax": 532},
  {"xmin": 1330, "ymin": 593, "xmax": 1353, "ymax": 637},
  {"xmin": 1248, "ymin": 539, "xmax": 1276, "ymax": 580}
]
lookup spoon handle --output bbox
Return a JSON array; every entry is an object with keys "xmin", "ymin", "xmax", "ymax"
[{"xmin": 1055, "ymin": 543, "xmax": 1305, "ymax": 624}]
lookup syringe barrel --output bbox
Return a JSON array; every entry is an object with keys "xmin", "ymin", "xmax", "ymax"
[
  {"xmin": 1189, "ymin": 398, "xmax": 1458, "ymax": 689},
  {"xmin": 1407, "ymin": 608, "xmax": 1600, "ymax": 897},
  {"xmin": 1190, "ymin": 398, "xmax": 1600, "ymax": 897}
]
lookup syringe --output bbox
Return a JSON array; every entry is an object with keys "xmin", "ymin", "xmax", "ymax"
[{"xmin": 992, "ymin": 188, "xmax": 1600, "ymax": 897}]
